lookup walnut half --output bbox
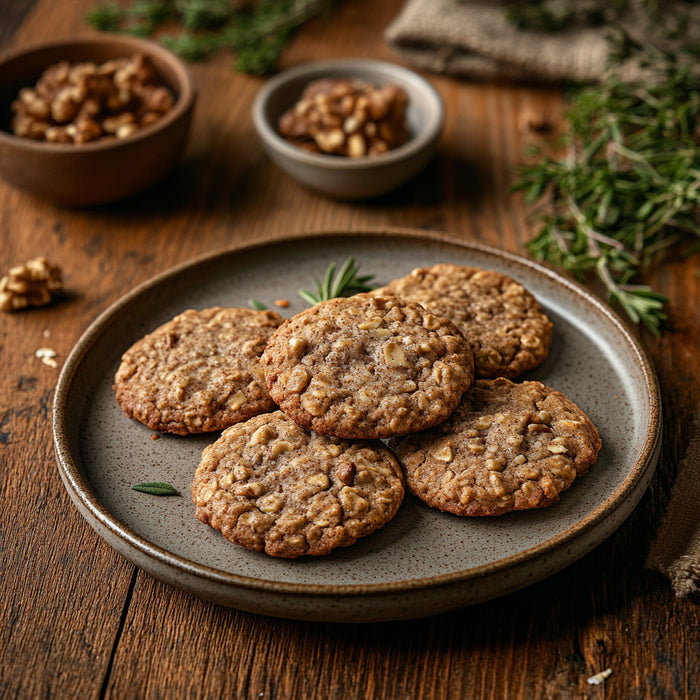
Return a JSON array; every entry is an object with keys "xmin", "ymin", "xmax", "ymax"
[{"xmin": 0, "ymin": 257, "xmax": 63, "ymax": 312}]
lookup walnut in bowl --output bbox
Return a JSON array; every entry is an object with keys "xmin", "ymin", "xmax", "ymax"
[
  {"xmin": 0, "ymin": 35, "xmax": 195, "ymax": 206},
  {"xmin": 278, "ymin": 77, "xmax": 410, "ymax": 157},
  {"xmin": 252, "ymin": 59, "xmax": 444, "ymax": 200},
  {"xmin": 10, "ymin": 53, "xmax": 175, "ymax": 145}
]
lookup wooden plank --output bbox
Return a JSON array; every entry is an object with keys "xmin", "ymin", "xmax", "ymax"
[{"xmin": 0, "ymin": 0, "xmax": 36, "ymax": 48}]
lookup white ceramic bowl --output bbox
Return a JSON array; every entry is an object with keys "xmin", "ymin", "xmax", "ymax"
[{"xmin": 252, "ymin": 59, "xmax": 444, "ymax": 199}]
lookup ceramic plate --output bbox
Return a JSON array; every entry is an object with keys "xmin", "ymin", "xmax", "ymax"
[{"xmin": 53, "ymin": 229, "xmax": 661, "ymax": 622}]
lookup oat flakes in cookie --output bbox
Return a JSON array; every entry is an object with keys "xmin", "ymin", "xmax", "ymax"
[
  {"xmin": 114, "ymin": 307, "xmax": 284, "ymax": 435},
  {"xmin": 260, "ymin": 293, "xmax": 474, "ymax": 439},
  {"xmin": 373, "ymin": 264, "xmax": 552, "ymax": 378},
  {"xmin": 192, "ymin": 411, "xmax": 405, "ymax": 557},
  {"xmin": 389, "ymin": 378, "xmax": 601, "ymax": 516}
]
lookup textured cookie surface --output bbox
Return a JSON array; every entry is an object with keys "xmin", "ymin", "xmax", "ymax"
[
  {"xmin": 192, "ymin": 411, "xmax": 405, "ymax": 557},
  {"xmin": 260, "ymin": 294, "xmax": 474, "ymax": 439},
  {"xmin": 373, "ymin": 264, "xmax": 552, "ymax": 378},
  {"xmin": 389, "ymin": 378, "xmax": 601, "ymax": 516},
  {"xmin": 114, "ymin": 307, "xmax": 284, "ymax": 435}
]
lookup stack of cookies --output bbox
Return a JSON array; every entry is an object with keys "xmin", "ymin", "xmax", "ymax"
[{"xmin": 114, "ymin": 264, "xmax": 601, "ymax": 558}]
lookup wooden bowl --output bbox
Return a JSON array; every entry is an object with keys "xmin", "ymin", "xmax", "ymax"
[{"xmin": 0, "ymin": 35, "xmax": 196, "ymax": 206}]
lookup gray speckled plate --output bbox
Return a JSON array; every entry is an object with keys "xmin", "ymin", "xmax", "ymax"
[{"xmin": 53, "ymin": 229, "xmax": 661, "ymax": 622}]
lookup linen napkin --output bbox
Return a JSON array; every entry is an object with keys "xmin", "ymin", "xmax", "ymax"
[
  {"xmin": 647, "ymin": 413, "xmax": 700, "ymax": 598},
  {"xmin": 384, "ymin": 0, "xmax": 700, "ymax": 83}
]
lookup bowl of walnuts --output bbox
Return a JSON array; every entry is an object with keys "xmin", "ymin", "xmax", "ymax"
[
  {"xmin": 0, "ymin": 35, "xmax": 196, "ymax": 206},
  {"xmin": 252, "ymin": 59, "xmax": 444, "ymax": 200}
]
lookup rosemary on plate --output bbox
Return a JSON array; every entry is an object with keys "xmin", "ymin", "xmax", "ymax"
[
  {"xmin": 248, "ymin": 298, "xmax": 268, "ymax": 310},
  {"xmin": 86, "ymin": 0, "xmax": 336, "ymax": 74},
  {"xmin": 297, "ymin": 257, "xmax": 375, "ymax": 306},
  {"xmin": 131, "ymin": 481, "xmax": 180, "ymax": 496}
]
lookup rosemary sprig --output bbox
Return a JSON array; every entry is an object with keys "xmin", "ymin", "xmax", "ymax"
[
  {"xmin": 249, "ymin": 298, "xmax": 268, "ymax": 311},
  {"xmin": 131, "ymin": 481, "xmax": 180, "ymax": 496},
  {"xmin": 298, "ymin": 257, "xmax": 375, "ymax": 306},
  {"xmin": 512, "ymin": 38, "xmax": 699, "ymax": 334},
  {"xmin": 506, "ymin": 0, "xmax": 609, "ymax": 33},
  {"xmin": 86, "ymin": 3, "xmax": 123, "ymax": 30},
  {"xmin": 86, "ymin": 0, "xmax": 336, "ymax": 75},
  {"xmin": 506, "ymin": 0, "xmax": 693, "ymax": 38}
]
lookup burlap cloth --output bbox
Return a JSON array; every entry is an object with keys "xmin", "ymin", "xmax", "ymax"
[
  {"xmin": 646, "ymin": 414, "xmax": 700, "ymax": 598},
  {"xmin": 384, "ymin": 0, "xmax": 700, "ymax": 83}
]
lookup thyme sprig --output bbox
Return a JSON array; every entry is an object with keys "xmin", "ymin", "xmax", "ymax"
[
  {"xmin": 298, "ymin": 257, "xmax": 375, "ymax": 306},
  {"xmin": 86, "ymin": 0, "xmax": 336, "ymax": 74},
  {"xmin": 513, "ymin": 39, "xmax": 700, "ymax": 334}
]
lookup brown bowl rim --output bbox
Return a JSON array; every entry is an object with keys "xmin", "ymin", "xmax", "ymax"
[{"xmin": 0, "ymin": 34, "xmax": 196, "ymax": 153}]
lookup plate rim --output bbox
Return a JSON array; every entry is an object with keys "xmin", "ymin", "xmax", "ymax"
[{"xmin": 53, "ymin": 227, "xmax": 662, "ymax": 598}]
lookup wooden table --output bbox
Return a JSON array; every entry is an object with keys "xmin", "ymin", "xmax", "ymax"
[{"xmin": 2, "ymin": 1, "xmax": 698, "ymax": 698}]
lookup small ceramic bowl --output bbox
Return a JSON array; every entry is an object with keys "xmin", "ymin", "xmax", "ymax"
[
  {"xmin": 0, "ymin": 35, "xmax": 196, "ymax": 206},
  {"xmin": 252, "ymin": 59, "xmax": 444, "ymax": 199}
]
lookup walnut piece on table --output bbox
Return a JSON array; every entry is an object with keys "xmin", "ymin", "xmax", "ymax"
[
  {"xmin": 0, "ymin": 257, "xmax": 63, "ymax": 312},
  {"xmin": 278, "ymin": 78, "xmax": 410, "ymax": 157}
]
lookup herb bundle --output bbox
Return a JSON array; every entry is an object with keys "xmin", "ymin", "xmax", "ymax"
[
  {"xmin": 86, "ymin": 0, "xmax": 336, "ymax": 74},
  {"xmin": 512, "ymin": 35, "xmax": 700, "ymax": 333}
]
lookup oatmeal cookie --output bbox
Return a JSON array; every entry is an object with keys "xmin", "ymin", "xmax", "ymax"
[
  {"xmin": 192, "ymin": 411, "xmax": 405, "ymax": 557},
  {"xmin": 260, "ymin": 293, "xmax": 474, "ymax": 439},
  {"xmin": 372, "ymin": 264, "xmax": 552, "ymax": 378},
  {"xmin": 114, "ymin": 307, "xmax": 284, "ymax": 435},
  {"xmin": 389, "ymin": 378, "xmax": 601, "ymax": 516}
]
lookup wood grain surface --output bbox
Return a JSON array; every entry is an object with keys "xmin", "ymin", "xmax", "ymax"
[{"xmin": 1, "ymin": 1, "xmax": 698, "ymax": 698}]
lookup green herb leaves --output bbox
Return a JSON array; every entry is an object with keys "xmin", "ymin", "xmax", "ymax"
[
  {"xmin": 513, "ymin": 41, "xmax": 699, "ymax": 334},
  {"xmin": 86, "ymin": 0, "xmax": 336, "ymax": 75},
  {"xmin": 131, "ymin": 481, "xmax": 180, "ymax": 496},
  {"xmin": 298, "ymin": 257, "xmax": 375, "ymax": 306},
  {"xmin": 247, "ymin": 259, "xmax": 374, "ymax": 310},
  {"xmin": 249, "ymin": 298, "xmax": 268, "ymax": 311}
]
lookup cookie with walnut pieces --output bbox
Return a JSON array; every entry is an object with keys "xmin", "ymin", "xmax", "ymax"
[
  {"xmin": 192, "ymin": 411, "xmax": 405, "ymax": 558},
  {"xmin": 113, "ymin": 307, "xmax": 284, "ymax": 435},
  {"xmin": 372, "ymin": 264, "xmax": 553, "ymax": 378},
  {"xmin": 260, "ymin": 293, "xmax": 474, "ymax": 440},
  {"xmin": 389, "ymin": 378, "xmax": 601, "ymax": 517}
]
